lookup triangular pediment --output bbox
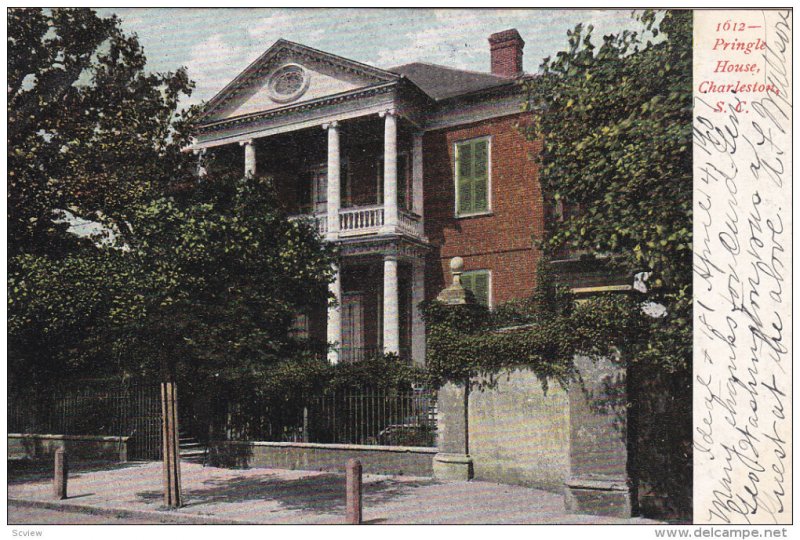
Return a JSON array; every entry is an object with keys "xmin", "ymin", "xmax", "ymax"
[{"xmin": 198, "ymin": 40, "xmax": 399, "ymax": 123}]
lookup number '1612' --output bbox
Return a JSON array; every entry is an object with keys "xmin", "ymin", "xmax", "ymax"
[{"xmin": 716, "ymin": 21, "xmax": 747, "ymax": 32}]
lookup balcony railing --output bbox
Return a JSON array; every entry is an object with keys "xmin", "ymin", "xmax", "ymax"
[
  {"xmin": 290, "ymin": 205, "xmax": 424, "ymax": 239},
  {"xmin": 340, "ymin": 205, "xmax": 384, "ymax": 236},
  {"xmin": 398, "ymin": 210, "xmax": 424, "ymax": 238}
]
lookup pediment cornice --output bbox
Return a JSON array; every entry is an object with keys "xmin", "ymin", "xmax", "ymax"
[
  {"xmin": 197, "ymin": 39, "xmax": 400, "ymax": 124},
  {"xmin": 195, "ymin": 82, "xmax": 397, "ymax": 136}
]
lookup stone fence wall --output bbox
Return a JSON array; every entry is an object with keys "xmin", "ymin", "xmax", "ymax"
[
  {"xmin": 208, "ymin": 440, "xmax": 436, "ymax": 477},
  {"xmin": 8, "ymin": 433, "xmax": 130, "ymax": 463},
  {"xmin": 468, "ymin": 370, "xmax": 570, "ymax": 491}
]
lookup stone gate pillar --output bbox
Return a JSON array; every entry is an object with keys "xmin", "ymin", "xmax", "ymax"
[
  {"xmin": 551, "ymin": 257, "xmax": 637, "ymax": 518},
  {"xmin": 564, "ymin": 354, "xmax": 634, "ymax": 517},
  {"xmin": 432, "ymin": 257, "xmax": 475, "ymax": 481}
]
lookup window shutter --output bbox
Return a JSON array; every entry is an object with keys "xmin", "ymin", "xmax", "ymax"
[
  {"xmin": 459, "ymin": 176, "xmax": 472, "ymax": 214},
  {"xmin": 456, "ymin": 139, "xmax": 489, "ymax": 216},
  {"xmin": 473, "ymin": 140, "xmax": 488, "ymax": 212},
  {"xmin": 457, "ymin": 142, "xmax": 473, "ymax": 179},
  {"xmin": 472, "ymin": 272, "xmax": 489, "ymax": 307},
  {"xmin": 457, "ymin": 142, "xmax": 472, "ymax": 214},
  {"xmin": 473, "ymin": 174, "xmax": 488, "ymax": 212},
  {"xmin": 460, "ymin": 272, "xmax": 473, "ymax": 294},
  {"xmin": 461, "ymin": 271, "xmax": 489, "ymax": 307},
  {"xmin": 474, "ymin": 140, "xmax": 488, "ymax": 179}
]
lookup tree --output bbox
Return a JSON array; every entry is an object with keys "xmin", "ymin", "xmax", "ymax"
[
  {"xmin": 7, "ymin": 9, "xmax": 336, "ymax": 395},
  {"xmin": 523, "ymin": 9, "xmax": 692, "ymax": 372},
  {"xmin": 103, "ymin": 173, "xmax": 336, "ymax": 390},
  {"xmin": 8, "ymin": 8, "xmax": 195, "ymax": 260},
  {"xmin": 8, "ymin": 8, "xmax": 196, "ymax": 390},
  {"xmin": 521, "ymin": 10, "xmax": 692, "ymax": 518}
]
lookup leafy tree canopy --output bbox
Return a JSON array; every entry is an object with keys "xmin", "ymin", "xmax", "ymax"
[
  {"xmin": 522, "ymin": 9, "xmax": 692, "ymax": 373},
  {"xmin": 8, "ymin": 7, "xmax": 195, "ymax": 259},
  {"xmin": 7, "ymin": 9, "xmax": 337, "ymax": 393}
]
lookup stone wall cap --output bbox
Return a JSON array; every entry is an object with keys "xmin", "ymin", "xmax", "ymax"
[
  {"xmin": 214, "ymin": 440, "xmax": 438, "ymax": 454},
  {"xmin": 9, "ymin": 433, "xmax": 130, "ymax": 442},
  {"xmin": 433, "ymin": 452, "xmax": 474, "ymax": 464},
  {"xmin": 565, "ymin": 475, "xmax": 631, "ymax": 492}
]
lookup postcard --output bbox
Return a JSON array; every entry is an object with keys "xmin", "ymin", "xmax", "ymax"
[{"xmin": 5, "ymin": 7, "xmax": 792, "ymax": 534}]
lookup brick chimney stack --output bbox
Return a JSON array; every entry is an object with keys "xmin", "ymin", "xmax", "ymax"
[{"xmin": 489, "ymin": 29, "xmax": 525, "ymax": 78}]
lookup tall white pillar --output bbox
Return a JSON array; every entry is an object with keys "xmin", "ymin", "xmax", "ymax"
[
  {"xmin": 412, "ymin": 132, "xmax": 424, "ymax": 219},
  {"xmin": 327, "ymin": 264, "xmax": 341, "ymax": 364},
  {"xmin": 194, "ymin": 148, "xmax": 207, "ymax": 179},
  {"xmin": 324, "ymin": 121, "xmax": 341, "ymax": 239},
  {"xmin": 411, "ymin": 258, "xmax": 426, "ymax": 366},
  {"xmin": 383, "ymin": 255, "xmax": 400, "ymax": 355},
  {"xmin": 240, "ymin": 139, "xmax": 256, "ymax": 177},
  {"xmin": 381, "ymin": 110, "xmax": 398, "ymax": 232}
]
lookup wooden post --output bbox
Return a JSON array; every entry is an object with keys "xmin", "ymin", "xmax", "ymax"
[
  {"xmin": 345, "ymin": 458, "xmax": 363, "ymax": 524},
  {"xmin": 303, "ymin": 406, "xmax": 309, "ymax": 443},
  {"xmin": 53, "ymin": 449, "xmax": 67, "ymax": 499},
  {"xmin": 161, "ymin": 380, "xmax": 182, "ymax": 508}
]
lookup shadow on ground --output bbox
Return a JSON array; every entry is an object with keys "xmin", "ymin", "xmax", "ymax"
[
  {"xmin": 8, "ymin": 459, "xmax": 145, "ymax": 485},
  {"xmin": 136, "ymin": 473, "xmax": 436, "ymax": 513}
]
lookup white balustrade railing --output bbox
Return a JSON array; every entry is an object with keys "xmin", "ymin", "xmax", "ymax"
[
  {"xmin": 339, "ymin": 205, "xmax": 384, "ymax": 234},
  {"xmin": 398, "ymin": 210, "xmax": 424, "ymax": 237},
  {"xmin": 291, "ymin": 206, "xmax": 423, "ymax": 239}
]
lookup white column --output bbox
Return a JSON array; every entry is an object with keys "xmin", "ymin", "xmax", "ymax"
[
  {"xmin": 383, "ymin": 254, "xmax": 400, "ymax": 355},
  {"xmin": 381, "ymin": 110, "xmax": 398, "ymax": 232},
  {"xmin": 324, "ymin": 121, "xmax": 341, "ymax": 239},
  {"xmin": 412, "ymin": 132, "xmax": 424, "ymax": 219},
  {"xmin": 411, "ymin": 258, "xmax": 426, "ymax": 366},
  {"xmin": 327, "ymin": 264, "xmax": 341, "ymax": 364},
  {"xmin": 194, "ymin": 148, "xmax": 207, "ymax": 179},
  {"xmin": 240, "ymin": 139, "xmax": 256, "ymax": 177}
]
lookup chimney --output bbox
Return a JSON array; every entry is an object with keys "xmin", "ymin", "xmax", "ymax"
[{"xmin": 488, "ymin": 29, "xmax": 525, "ymax": 78}]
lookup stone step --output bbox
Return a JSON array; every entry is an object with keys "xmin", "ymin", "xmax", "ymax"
[{"xmin": 179, "ymin": 442, "xmax": 203, "ymax": 449}]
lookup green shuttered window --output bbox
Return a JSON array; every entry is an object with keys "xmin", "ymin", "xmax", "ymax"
[
  {"xmin": 461, "ymin": 270, "xmax": 491, "ymax": 307},
  {"xmin": 455, "ymin": 138, "xmax": 490, "ymax": 216}
]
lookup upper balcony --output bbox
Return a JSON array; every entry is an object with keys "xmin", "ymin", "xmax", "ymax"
[
  {"xmin": 294, "ymin": 205, "xmax": 424, "ymax": 240},
  {"xmin": 205, "ymin": 111, "xmax": 427, "ymax": 243}
]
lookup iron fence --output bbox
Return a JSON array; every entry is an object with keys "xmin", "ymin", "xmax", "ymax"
[
  {"xmin": 9, "ymin": 381, "xmax": 439, "ymax": 459},
  {"xmin": 222, "ymin": 387, "xmax": 437, "ymax": 447},
  {"xmin": 8, "ymin": 381, "xmax": 162, "ymax": 461}
]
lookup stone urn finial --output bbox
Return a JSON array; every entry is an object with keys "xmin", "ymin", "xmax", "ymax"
[
  {"xmin": 450, "ymin": 256, "xmax": 464, "ymax": 286},
  {"xmin": 437, "ymin": 256, "xmax": 474, "ymax": 305}
]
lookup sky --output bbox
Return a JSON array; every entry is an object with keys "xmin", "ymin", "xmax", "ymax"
[{"xmin": 96, "ymin": 8, "xmax": 647, "ymax": 109}]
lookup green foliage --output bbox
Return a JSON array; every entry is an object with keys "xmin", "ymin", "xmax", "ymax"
[
  {"xmin": 9, "ymin": 171, "xmax": 337, "ymax": 393},
  {"xmin": 518, "ymin": 11, "xmax": 692, "ymax": 516},
  {"xmin": 7, "ymin": 9, "xmax": 339, "ymax": 395},
  {"xmin": 422, "ymin": 261, "xmax": 644, "ymax": 393},
  {"xmin": 8, "ymin": 8, "xmax": 196, "ymax": 260},
  {"xmin": 522, "ymin": 10, "xmax": 692, "ymax": 374}
]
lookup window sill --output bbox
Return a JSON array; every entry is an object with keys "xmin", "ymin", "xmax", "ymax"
[{"xmin": 455, "ymin": 211, "xmax": 494, "ymax": 220}]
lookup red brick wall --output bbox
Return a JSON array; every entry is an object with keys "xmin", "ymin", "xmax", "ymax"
[{"xmin": 423, "ymin": 113, "xmax": 544, "ymax": 306}]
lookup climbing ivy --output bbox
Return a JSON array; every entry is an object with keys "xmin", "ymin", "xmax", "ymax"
[{"xmin": 422, "ymin": 260, "xmax": 649, "ymax": 392}]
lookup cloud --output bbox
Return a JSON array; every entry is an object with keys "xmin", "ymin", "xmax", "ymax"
[
  {"xmin": 371, "ymin": 10, "xmax": 487, "ymax": 69},
  {"xmin": 185, "ymin": 31, "xmax": 264, "ymax": 108},
  {"xmin": 246, "ymin": 10, "xmax": 326, "ymax": 44},
  {"xmin": 183, "ymin": 10, "xmax": 331, "ymax": 107}
]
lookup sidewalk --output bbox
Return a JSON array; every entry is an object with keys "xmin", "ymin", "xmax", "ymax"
[{"xmin": 8, "ymin": 461, "xmax": 657, "ymax": 524}]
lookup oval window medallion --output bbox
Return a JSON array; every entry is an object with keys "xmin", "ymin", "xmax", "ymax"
[{"xmin": 268, "ymin": 64, "xmax": 310, "ymax": 103}]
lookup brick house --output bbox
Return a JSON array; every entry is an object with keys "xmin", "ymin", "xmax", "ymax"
[{"xmin": 190, "ymin": 29, "xmax": 542, "ymax": 365}]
